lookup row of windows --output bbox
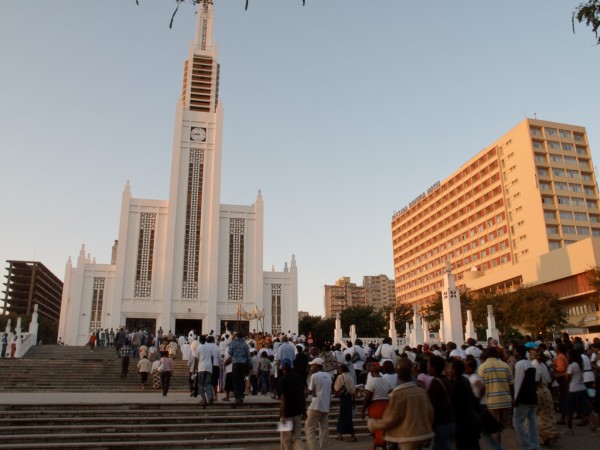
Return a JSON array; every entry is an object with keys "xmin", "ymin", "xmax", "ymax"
[
  {"xmin": 393, "ymin": 149, "xmax": 498, "ymax": 229},
  {"xmin": 537, "ymin": 167, "xmax": 594, "ymax": 181},
  {"xmin": 530, "ymin": 126, "xmax": 585, "ymax": 143},
  {"xmin": 538, "ymin": 181, "xmax": 595, "ymax": 195},
  {"xmin": 544, "ymin": 210, "xmax": 600, "ymax": 222},
  {"xmin": 568, "ymin": 303, "xmax": 600, "ymax": 317},
  {"xmin": 394, "ymin": 170, "xmax": 501, "ymax": 244},
  {"xmin": 395, "ymin": 214, "xmax": 506, "ymax": 272},
  {"xmin": 394, "ymin": 193, "xmax": 504, "ymax": 262},
  {"xmin": 546, "ymin": 224, "xmax": 600, "ymax": 236},
  {"xmin": 541, "ymin": 195, "xmax": 598, "ymax": 209},
  {"xmin": 535, "ymin": 152, "xmax": 590, "ymax": 168},
  {"xmin": 398, "ymin": 234, "xmax": 509, "ymax": 281}
]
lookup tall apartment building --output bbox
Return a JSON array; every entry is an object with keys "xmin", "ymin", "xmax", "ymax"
[
  {"xmin": 363, "ymin": 275, "xmax": 396, "ymax": 312},
  {"xmin": 324, "ymin": 275, "xmax": 395, "ymax": 318},
  {"xmin": 324, "ymin": 277, "xmax": 366, "ymax": 318},
  {"xmin": 392, "ymin": 119, "xmax": 600, "ymax": 332}
]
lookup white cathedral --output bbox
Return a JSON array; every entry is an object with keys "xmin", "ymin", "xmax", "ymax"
[{"xmin": 58, "ymin": 2, "xmax": 298, "ymax": 345}]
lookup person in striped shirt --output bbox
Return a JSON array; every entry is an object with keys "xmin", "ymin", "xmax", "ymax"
[{"xmin": 478, "ymin": 346, "xmax": 514, "ymax": 446}]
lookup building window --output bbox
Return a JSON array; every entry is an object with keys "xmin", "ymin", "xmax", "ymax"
[
  {"xmin": 562, "ymin": 143, "xmax": 574, "ymax": 151},
  {"xmin": 548, "ymin": 141, "xmax": 561, "ymax": 150},
  {"xmin": 552, "ymin": 168, "xmax": 566, "ymax": 177},
  {"xmin": 544, "ymin": 211, "xmax": 556, "ymax": 220},
  {"xmin": 567, "ymin": 170, "xmax": 580, "ymax": 179},
  {"xmin": 559, "ymin": 130, "xmax": 572, "ymax": 139},
  {"xmin": 562, "ymin": 225, "xmax": 576, "ymax": 235},
  {"xmin": 557, "ymin": 196, "xmax": 571, "ymax": 205},
  {"xmin": 90, "ymin": 277, "xmax": 105, "ymax": 332},
  {"xmin": 574, "ymin": 134, "xmax": 584, "ymax": 142},
  {"xmin": 576, "ymin": 145, "xmax": 587, "ymax": 155},
  {"xmin": 587, "ymin": 200, "xmax": 598, "ymax": 209},
  {"xmin": 182, "ymin": 148, "xmax": 205, "ymax": 299},
  {"xmin": 564, "ymin": 156, "xmax": 577, "ymax": 164},
  {"xmin": 545, "ymin": 127, "xmax": 558, "ymax": 136},
  {"xmin": 556, "ymin": 182, "xmax": 568, "ymax": 191},
  {"xmin": 271, "ymin": 284, "xmax": 282, "ymax": 334},
  {"xmin": 134, "ymin": 212, "xmax": 156, "ymax": 298},
  {"xmin": 569, "ymin": 184, "xmax": 583, "ymax": 193},
  {"xmin": 572, "ymin": 197, "xmax": 585, "ymax": 207},
  {"xmin": 546, "ymin": 225, "xmax": 559, "ymax": 235},
  {"xmin": 228, "ymin": 218, "xmax": 245, "ymax": 302},
  {"xmin": 560, "ymin": 211, "xmax": 574, "ymax": 220},
  {"xmin": 550, "ymin": 154, "xmax": 563, "ymax": 163},
  {"xmin": 548, "ymin": 241, "xmax": 561, "ymax": 250},
  {"xmin": 577, "ymin": 226, "xmax": 590, "ymax": 236},
  {"xmin": 574, "ymin": 212, "xmax": 588, "ymax": 221}
]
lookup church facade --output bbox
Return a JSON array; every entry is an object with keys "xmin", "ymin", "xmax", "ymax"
[{"xmin": 58, "ymin": 2, "xmax": 298, "ymax": 345}]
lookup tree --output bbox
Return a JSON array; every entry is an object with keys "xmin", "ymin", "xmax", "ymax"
[
  {"xmin": 383, "ymin": 303, "xmax": 414, "ymax": 336},
  {"xmin": 298, "ymin": 314, "xmax": 334, "ymax": 347},
  {"xmin": 573, "ymin": 0, "xmax": 600, "ymax": 44},
  {"xmin": 419, "ymin": 293, "xmax": 443, "ymax": 327},
  {"xmin": 340, "ymin": 305, "xmax": 386, "ymax": 338}
]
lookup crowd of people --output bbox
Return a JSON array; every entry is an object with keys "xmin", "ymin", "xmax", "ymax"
[{"xmin": 81, "ymin": 327, "xmax": 600, "ymax": 449}]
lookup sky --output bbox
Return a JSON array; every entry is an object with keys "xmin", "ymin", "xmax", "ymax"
[{"xmin": 1, "ymin": 1, "xmax": 599, "ymax": 316}]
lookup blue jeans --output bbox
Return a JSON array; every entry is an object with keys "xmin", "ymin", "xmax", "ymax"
[
  {"xmin": 259, "ymin": 372, "xmax": 270, "ymax": 394},
  {"xmin": 513, "ymin": 404, "xmax": 539, "ymax": 450},
  {"xmin": 198, "ymin": 371, "xmax": 213, "ymax": 402}
]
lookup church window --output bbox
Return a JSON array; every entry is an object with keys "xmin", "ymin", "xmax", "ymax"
[
  {"xmin": 134, "ymin": 212, "xmax": 156, "ymax": 298},
  {"xmin": 90, "ymin": 277, "xmax": 105, "ymax": 332},
  {"xmin": 228, "ymin": 218, "xmax": 245, "ymax": 302},
  {"xmin": 271, "ymin": 284, "xmax": 282, "ymax": 334},
  {"xmin": 182, "ymin": 148, "xmax": 205, "ymax": 299}
]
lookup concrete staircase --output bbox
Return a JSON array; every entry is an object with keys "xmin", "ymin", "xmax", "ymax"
[
  {"xmin": 0, "ymin": 346, "xmax": 369, "ymax": 448},
  {"xmin": 0, "ymin": 401, "xmax": 368, "ymax": 449},
  {"xmin": 0, "ymin": 345, "xmax": 191, "ymax": 392}
]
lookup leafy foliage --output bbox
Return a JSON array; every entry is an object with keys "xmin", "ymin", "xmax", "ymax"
[
  {"xmin": 469, "ymin": 286, "xmax": 568, "ymax": 342},
  {"xmin": 340, "ymin": 305, "xmax": 386, "ymax": 338},
  {"xmin": 573, "ymin": 0, "xmax": 600, "ymax": 44},
  {"xmin": 298, "ymin": 314, "xmax": 334, "ymax": 347},
  {"xmin": 383, "ymin": 302, "xmax": 414, "ymax": 335},
  {"xmin": 419, "ymin": 293, "xmax": 443, "ymax": 326}
]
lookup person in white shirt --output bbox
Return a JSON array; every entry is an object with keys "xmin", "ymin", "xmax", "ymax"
[
  {"xmin": 304, "ymin": 358, "xmax": 332, "ymax": 450},
  {"xmin": 448, "ymin": 341, "xmax": 467, "ymax": 360},
  {"xmin": 361, "ymin": 362, "xmax": 392, "ymax": 450},
  {"xmin": 465, "ymin": 338, "xmax": 482, "ymax": 367},
  {"xmin": 564, "ymin": 348, "xmax": 600, "ymax": 435},
  {"xmin": 196, "ymin": 335, "xmax": 214, "ymax": 407},
  {"xmin": 375, "ymin": 337, "xmax": 396, "ymax": 366}
]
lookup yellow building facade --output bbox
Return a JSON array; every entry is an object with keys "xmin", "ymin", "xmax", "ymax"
[{"xmin": 392, "ymin": 119, "xmax": 600, "ymax": 331}]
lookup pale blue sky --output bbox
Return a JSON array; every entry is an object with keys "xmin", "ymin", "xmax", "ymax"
[{"xmin": 1, "ymin": 1, "xmax": 599, "ymax": 316}]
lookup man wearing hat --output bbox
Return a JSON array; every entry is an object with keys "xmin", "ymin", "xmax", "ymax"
[
  {"xmin": 278, "ymin": 358, "xmax": 306, "ymax": 450},
  {"xmin": 304, "ymin": 357, "xmax": 332, "ymax": 450}
]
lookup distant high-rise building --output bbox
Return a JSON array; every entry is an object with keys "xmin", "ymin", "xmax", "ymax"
[
  {"xmin": 2, "ymin": 261, "xmax": 63, "ymax": 322},
  {"xmin": 324, "ymin": 277, "xmax": 365, "ymax": 318},
  {"xmin": 363, "ymin": 275, "xmax": 396, "ymax": 312},
  {"xmin": 392, "ymin": 118, "xmax": 600, "ymax": 332}
]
